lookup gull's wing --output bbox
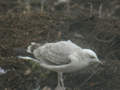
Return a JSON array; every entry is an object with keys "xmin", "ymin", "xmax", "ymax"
[{"xmin": 33, "ymin": 40, "xmax": 81, "ymax": 65}]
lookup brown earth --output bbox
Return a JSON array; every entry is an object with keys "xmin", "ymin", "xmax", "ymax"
[{"xmin": 0, "ymin": 0, "xmax": 120, "ymax": 90}]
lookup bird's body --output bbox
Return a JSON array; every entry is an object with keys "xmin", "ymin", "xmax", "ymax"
[
  {"xmin": 33, "ymin": 40, "xmax": 80, "ymax": 65},
  {"xmin": 17, "ymin": 40, "xmax": 101, "ymax": 90}
]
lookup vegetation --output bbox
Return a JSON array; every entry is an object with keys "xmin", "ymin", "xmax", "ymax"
[{"xmin": 0, "ymin": 0, "xmax": 120, "ymax": 90}]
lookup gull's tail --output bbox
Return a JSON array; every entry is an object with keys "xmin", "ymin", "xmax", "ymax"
[
  {"xmin": 13, "ymin": 42, "xmax": 42, "ymax": 60},
  {"xmin": 27, "ymin": 42, "xmax": 42, "ymax": 54},
  {"xmin": 13, "ymin": 48, "xmax": 35, "ymax": 59},
  {"xmin": 13, "ymin": 47, "xmax": 40, "ymax": 63}
]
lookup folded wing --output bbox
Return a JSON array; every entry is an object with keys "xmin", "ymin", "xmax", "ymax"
[{"xmin": 33, "ymin": 40, "xmax": 81, "ymax": 65}]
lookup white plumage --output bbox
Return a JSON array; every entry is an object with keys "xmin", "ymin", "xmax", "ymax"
[
  {"xmin": 33, "ymin": 40, "xmax": 80, "ymax": 65},
  {"xmin": 18, "ymin": 40, "xmax": 101, "ymax": 90}
]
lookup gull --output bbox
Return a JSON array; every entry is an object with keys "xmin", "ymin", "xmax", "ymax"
[{"xmin": 16, "ymin": 40, "xmax": 101, "ymax": 90}]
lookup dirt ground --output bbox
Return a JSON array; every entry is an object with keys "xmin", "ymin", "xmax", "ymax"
[{"xmin": 0, "ymin": 0, "xmax": 120, "ymax": 90}]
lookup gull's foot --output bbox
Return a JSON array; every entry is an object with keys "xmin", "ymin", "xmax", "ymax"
[{"xmin": 55, "ymin": 86, "xmax": 65, "ymax": 90}]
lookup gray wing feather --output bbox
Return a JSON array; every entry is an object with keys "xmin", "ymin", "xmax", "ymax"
[{"xmin": 33, "ymin": 41, "xmax": 81, "ymax": 65}]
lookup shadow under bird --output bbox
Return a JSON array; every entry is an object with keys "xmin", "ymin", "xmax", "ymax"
[{"xmin": 14, "ymin": 40, "xmax": 102, "ymax": 90}]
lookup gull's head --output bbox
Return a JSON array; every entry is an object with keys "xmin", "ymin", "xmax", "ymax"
[{"xmin": 82, "ymin": 49, "xmax": 101, "ymax": 64}]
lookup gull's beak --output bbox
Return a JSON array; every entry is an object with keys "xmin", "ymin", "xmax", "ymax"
[
  {"xmin": 96, "ymin": 58, "xmax": 104, "ymax": 65},
  {"xmin": 98, "ymin": 60, "xmax": 103, "ymax": 64},
  {"xmin": 97, "ymin": 59, "xmax": 105, "ymax": 65}
]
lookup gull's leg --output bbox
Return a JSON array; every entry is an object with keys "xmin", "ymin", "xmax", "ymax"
[
  {"xmin": 57, "ymin": 72, "xmax": 61, "ymax": 88},
  {"xmin": 55, "ymin": 72, "xmax": 65, "ymax": 90},
  {"xmin": 59, "ymin": 72, "xmax": 64, "ymax": 88}
]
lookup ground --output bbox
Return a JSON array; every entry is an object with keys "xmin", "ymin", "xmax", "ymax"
[{"xmin": 0, "ymin": 0, "xmax": 120, "ymax": 90}]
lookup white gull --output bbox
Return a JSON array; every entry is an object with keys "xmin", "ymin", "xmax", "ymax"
[{"xmin": 18, "ymin": 40, "xmax": 101, "ymax": 90}]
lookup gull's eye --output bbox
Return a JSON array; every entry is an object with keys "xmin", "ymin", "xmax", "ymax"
[{"xmin": 89, "ymin": 55, "xmax": 95, "ymax": 59}]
